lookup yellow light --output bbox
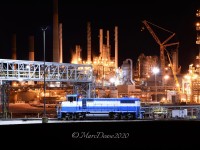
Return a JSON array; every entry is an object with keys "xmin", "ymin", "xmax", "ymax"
[
  {"xmin": 192, "ymin": 74, "xmax": 198, "ymax": 79},
  {"xmin": 164, "ymin": 75, "xmax": 169, "ymax": 80},
  {"xmin": 184, "ymin": 75, "xmax": 191, "ymax": 80}
]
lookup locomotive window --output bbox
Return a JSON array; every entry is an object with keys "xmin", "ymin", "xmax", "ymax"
[
  {"xmin": 68, "ymin": 97, "xmax": 76, "ymax": 102},
  {"xmin": 120, "ymin": 100, "xmax": 135, "ymax": 103}
]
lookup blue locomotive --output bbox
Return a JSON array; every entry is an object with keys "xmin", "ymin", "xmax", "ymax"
[{"xmin": 57, "ymin": 94, "xmax": 143, "ymax": 120}]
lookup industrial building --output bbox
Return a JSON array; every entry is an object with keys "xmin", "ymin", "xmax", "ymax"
[{"xmin": 0, "ymin": 0, "xmax": 200, "ymax": 119}]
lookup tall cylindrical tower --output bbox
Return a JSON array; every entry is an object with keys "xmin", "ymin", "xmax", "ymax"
[
  {"xmin": 196, "ymin": 9, "xmax": 200, "ymax": 74},
  {"xmin": 115, "ymin": 26, "xmax": 118, "ymax": 69},
  {"xmin": 59, "ymin": 23, "xmax": 63, "ymax": 63},
  {"xmin": 29, "ymin": 35, "xmax": 34, "ymax": 61},
  {"xmin": 106, "ymin": 30, "xmax": 110, "ymax": 61},
  {"xmin": 87, "ymin": 22, "xmax": 92, "ymax": 63},
  {"xmin": 99, "ymin": 29, "xmax": 103, "ymax": 58},
  {"xmin": 53, "ymin": 0, "xmax": 59, "ymax": 62},
  {"xmin": 11, "ymin": 34, "xmax": 17, "ymax": 60}
]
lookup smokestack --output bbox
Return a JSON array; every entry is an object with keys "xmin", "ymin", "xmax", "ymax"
[
  {"xmin": 87, "ymin": 22, "xmax": 91, "ymax": 63},
  {"xmin": 29, "ymin": 35, "xmax": 34, "ymax": 61},
  {"xmin": 76, "ymin": 45, "xmax": 81, "ymax": 64},
  {"xmin": 99, "ymin": 29, "xmax": 103, "ymax": 58},
  {"xmin": 115, "ymin": 26, "xmax": 118, "ymax": 69},
  {"xmin": 59, "ymin": 23, "xmax": 63, "ymax": 63},
  {"xmin": 106, "ymin": 30, "xmax": 109, "ymax": 47},
  {"xmin": 11, "ymin": 34, "xmax": 17, "ymax": 60},
  {"xmin": 106, "ymin": 30, "xmax": 110, "ymax": 61},
  {"xmin": 53, "ymin": 0, "xmax": 59, "ymax": 62}
]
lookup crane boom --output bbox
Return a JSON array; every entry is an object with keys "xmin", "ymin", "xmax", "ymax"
[
  {"xmin": 165, "ymin": 49, "xmax": 181, "ymax": 94},
  {"xmin": 162, "ymin": 33, "xmax": 176, "ymax": 45},
  {"xmin": 142, "ymin": 20, "xmax": 182, "ymax": 102},
  {"xmin": 142, "ymin": 20, "xmax": 162, "ymax": 45},
  {"xmin": 164, "ymin": 42, "xmax": 179, "ymax": 47},
  {"xmin": 142, "ymin": 20, "xmax": 179, "ymax": 77},
  {"xmin": 142, "ymin": 20, "xmax": 165, "ymax": 75}
]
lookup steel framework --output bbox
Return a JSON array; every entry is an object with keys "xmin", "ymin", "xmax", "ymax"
[
  {"xmin": 0, "ymin": 59, "xmax": 94, "ymax": 118},
  {"xmin": 0, "ymin": 59, "xmax": 93, "ymax": 82}
]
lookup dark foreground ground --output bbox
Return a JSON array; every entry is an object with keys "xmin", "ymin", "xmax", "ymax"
[{"xmin": 0, "ymin": 120, "xmax": 200, "ymax": 148}]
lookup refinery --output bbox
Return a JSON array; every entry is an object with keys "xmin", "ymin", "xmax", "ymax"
[{"xmin": 0, "ymin": 0, "xmax": 200, "ymax": 121}]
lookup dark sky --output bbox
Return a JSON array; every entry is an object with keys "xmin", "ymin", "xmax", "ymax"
[{"xmin": 0, "ymin": 0, "xmax": 199, "ymax": 74}]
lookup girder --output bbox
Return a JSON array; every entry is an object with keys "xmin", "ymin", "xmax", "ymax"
[{"xmin": 0, "ymin": 59, "xmax": 93, "ymax": 82}]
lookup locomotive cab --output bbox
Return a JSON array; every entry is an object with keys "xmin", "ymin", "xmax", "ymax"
[{"xmin": 66, "ymin": 94, "xmax": 79, "ymax": 102}]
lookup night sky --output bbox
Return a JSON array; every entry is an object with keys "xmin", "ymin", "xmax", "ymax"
[{"xmin": 0, "ymin": 0, "xmax": 199, "ymax": 74}]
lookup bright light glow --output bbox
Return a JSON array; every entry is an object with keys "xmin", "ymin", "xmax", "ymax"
[
  {"xmin": 164, "ymin": 75, "xmax": 169, "ymax": 80},
  {"xmin": 18, "ymin": 78, "xmax": 23, "ymax": 81},
  {"xmin": 184, "ymin": 75, "xmax": 191, "ymax": 80},
  {"xmin": 109, "ymin": 77, "xmax": 115, "ymax": 83},
  {"xmin": 192, "ymin": 74, "xmax": 198, "ymax": 79},
  {"xmin": 114, "ymin": 79, "xmax": 120, "ymax": 86},
  {"xmin": 12, "ymin": 83, "xmax": 18, "ymax": 87},
  {"xmin": 152, "ymin": 67, "xmax": 159, "ymax": 74},
  {"xmin": 130, "ymin": 95, "xmax": 135, "ymax": 98},
  {"xmin": 196, "ymin": 22, "xmax": 200, "ymax": 27},
  {"xmin": 26, "ymin": 65, "xmax": 30, "ymax": 69},
  {"xmin": 116, "ymin": 68, "xmax": 119, "ymax": 73}
]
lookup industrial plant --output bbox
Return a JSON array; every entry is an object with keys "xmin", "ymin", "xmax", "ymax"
[{"xmin": 0, "ymin": 0, "xmax": 200, "ymax": 120}]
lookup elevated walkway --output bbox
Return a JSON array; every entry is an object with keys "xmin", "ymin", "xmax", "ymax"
[{"xmin": 0, "ymin": 59, "xmax": 93, "ymax": 82}]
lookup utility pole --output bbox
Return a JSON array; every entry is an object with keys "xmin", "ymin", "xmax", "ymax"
[{"xmin": 42, "ymin": 27, "xmax": 48, "ymax": 123}]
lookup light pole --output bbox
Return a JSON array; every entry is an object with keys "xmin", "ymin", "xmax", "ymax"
[
  {"xmin": 42, "ymin": 27, "xmax": 48, "ymax": 123},
  {"xmin": 152, "ymin": 67, "xmax": 159, "ymax": 102}
]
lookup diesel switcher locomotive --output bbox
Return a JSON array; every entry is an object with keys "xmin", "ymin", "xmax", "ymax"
[{"xmin": 57, "ymin": 94, "xmax": 143, "ymax": 120}]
